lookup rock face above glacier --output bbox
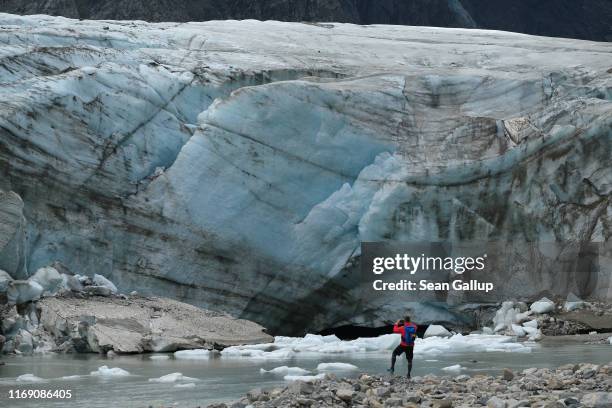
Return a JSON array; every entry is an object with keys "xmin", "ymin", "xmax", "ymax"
[
  {"xmin": 1, "ymin": 0, "xmax": 611, "ymax": 41},
  {"xmin": 0, "ymin": 14, "xmax": 610, "ymax": 334}
]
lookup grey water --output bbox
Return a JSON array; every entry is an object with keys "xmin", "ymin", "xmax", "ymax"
[{"xmin": 0, "ymin": 343, "xmax": 610, "ymax": 408}]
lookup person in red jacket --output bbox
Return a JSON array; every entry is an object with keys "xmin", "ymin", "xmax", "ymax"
[{"xmin": 388, "ymin": 315, "xmax": 418, "ymax": 378}]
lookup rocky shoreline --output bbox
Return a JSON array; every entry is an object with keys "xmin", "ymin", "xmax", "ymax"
[{"xmin": 214, "ymin": 363, "xmax": 612, "ymax": 408}]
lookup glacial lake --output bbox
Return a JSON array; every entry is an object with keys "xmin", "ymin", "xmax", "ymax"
[{"xmin": 0, "ymin": 343, "xmax": 610, "ymax": 408}]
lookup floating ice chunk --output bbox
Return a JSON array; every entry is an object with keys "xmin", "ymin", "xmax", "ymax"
[
  {"xmin": 417, "ymin": 334, "xmax": 532, "ymax": 355},
  {"xmin": 174, "ymin": 349, "xmax": 211, "ymax": 359},
  {"xmin": 92, "ymin": 274, "xmax": 117, "ymax": 293},
  {"xmin": 148, "ymin": 373, "xmax": 198, "ymax": 383},
  {"xmin": 424, "ymin": 325, "xmax": 451, "ymax": 338},
  {"xmin": 16, "ymin": 374, "xmax": 46, "ymax": 382},
  {"xmin": 425, "ymin": 359, "xmax": 439, "ymax": 362},
  {"xmin": 260, "ymin": 366, "xmax": 311, "ymax": 376},
  {"xmin": 174, "ymin": 382, "xmax": 196, "ymax": 388},
  {"xmin": 261, "ymin": 349, "xmax": 296, "ymax": 359},
  {"xmin": 60, "ymin": 375, "xmax": 82, "ymax": 380},
  {"xmin": 317, "ymin": 362, "xmax": 358, "ymax": 371},
  {"xmin": 149, "ymin": 354, "xmax": 170, "ymax": 360},
  {"xmin": 222, "ymin": 333, "xmax": 529, "ymax": 359},
  {"xmin": 90, "ymin": 365, "xmax": 130, "ymax": 377},
  {"xmin": 284, "ymin": 373, "xmax": 326, "ymax": 382},
  {"xmin": 441, "ymin": 364, "xmax": 463, "ymax": 374},
  {"xmin": 530, "ymin": 298, "xmax": 554, "ymax": 314}
]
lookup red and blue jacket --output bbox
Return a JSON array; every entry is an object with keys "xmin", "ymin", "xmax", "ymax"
[{"xmin": 394, "ymin": 322, "xmax": 418, "ymax": 347}]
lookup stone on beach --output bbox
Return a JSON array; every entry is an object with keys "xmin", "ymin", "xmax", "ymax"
[{"xmin": 219, "ymin": 362, "xmax": 612, "ymax": 408}]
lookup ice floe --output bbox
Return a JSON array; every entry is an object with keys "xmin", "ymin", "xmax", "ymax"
[
  {"xmin": 221, "ymin": 333, "xmax": 531, "ymax": 359},
  {"xmin": 90, "ymin": 366, "xmax": 130, "ymax": 377},
  {"xmin": 174, "ymin": 349, "xmax": 211, "ymax": 359},
  {"xmin": 260, "ymin": 366, "xmax": 311, "ymax": 376},
  {"xmin": 316, "ymin": 363, "xmax": 358, "ymax": 371},
  {"xmin": 149, "ymin": 354, "xmax": 170, "ymax": 360},
  {"xmin": 148, "ymin": 373, "xmax": 198, "ymax": 383},
  {"xmin": 59, "ymin": 375, "xmax": 83, "ymax": 380},
  {"xmin": 284, "ymin": 373, "xmax": 326, "ymax": 382},
  {"xmin": 174, "ymin": 382, "xmax": 196, "ymax": 388},
  {"xmin": 16, "ymin": 374, "xmax": 46, "ymax": 382},
  {"xmin": 442, "ymin": 364, "xmax": 463, "ymax": 374}
]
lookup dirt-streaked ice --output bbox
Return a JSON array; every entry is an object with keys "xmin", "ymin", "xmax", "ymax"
[{"xmin": 0, "ymin": 13, "xmax": 610, "ymax": 334}]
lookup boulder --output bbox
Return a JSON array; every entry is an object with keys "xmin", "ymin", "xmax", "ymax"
[
  {"xmin": 13, "ymin": 329, "xmax": 34, "ymax": 354},
  {"xmin": 530, "ymin": 298, "xmax": 555, "ymax": 314},
  {"xmin": 581, "ymin": 393, "xmax": 612, "ymax": 408},
  {"xmin": 335, "ymin": 387, "xmax": 354, "ymax": 402},
  {"xmin": 38, "ymin": 295, "xmax": 272, "ymax": 353},
  {"xmin": 564, "ymin": 293, "xmax": 586, "ymax": 312},
  {"xmin": 0, "ymin": 269, "xmax": 12, "ymax": 293},
  {"xmin": 92, "ymin": 274, "xmax": 118, "ymax": 293},
  {"xmin": 83, "ymin": 286, "xmax": 112, "ymax": 297},
  {"xmin": 29, "ymin": 267, "xmax": 63, "ymax": 295},
  {"xmin": 0, "ymin": 190, "xmax": 27, "ymax": 279},
  {"xmin": 7, "ymin": 280, "xmax": 44, "ymax": 305},
  {"xmin": 487, "ymin": 396, "xmax": 507, "ymax": 408}
]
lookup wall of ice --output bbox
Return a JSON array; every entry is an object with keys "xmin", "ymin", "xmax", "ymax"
[{"xmin": 0, "ymin": 14, "xmax": 610, "ymax": 334}]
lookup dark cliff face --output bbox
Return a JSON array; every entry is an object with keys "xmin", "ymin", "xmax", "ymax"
[{"xmin": 1, "ymin": 0, "xmax": 610, "ymax": 41}]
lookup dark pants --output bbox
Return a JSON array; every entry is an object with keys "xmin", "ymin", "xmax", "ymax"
[{"xmin": 390, "ymin": 344, "xmax": 414, "ymax": 375}]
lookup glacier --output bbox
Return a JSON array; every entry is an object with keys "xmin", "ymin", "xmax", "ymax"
[{"xmin": 0, "ymin": 14, "xmax": 610, "ymax": 334}]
